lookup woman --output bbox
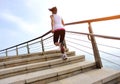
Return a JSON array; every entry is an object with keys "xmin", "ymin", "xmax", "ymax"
[{"xmin": 49, "ymin": 6, "xmax": 67, "ymax": 60}]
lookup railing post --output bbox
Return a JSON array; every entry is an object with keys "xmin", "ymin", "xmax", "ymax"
[
  {"xmin": 16, "ymin": 46, "xmax": 18, "ymax": 56},
  {"xmin": 6, "ymin": 49, "xmax": 8, "ymax": 57},
  {"xmin": 41, "ymin": 38, "xmax": 44, "ymax": 52},
  {"xmin": 27, "ymin": 43, "xmax": 30, "ymax": 54},
  {"xmin": 88, "ymin": 22, "xmax": 103, "ymax": 68}
]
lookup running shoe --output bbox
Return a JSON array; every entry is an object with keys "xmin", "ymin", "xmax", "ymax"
[{"xmin": 62, "ymin": 54, "xmax": 68, "ymax": 60}]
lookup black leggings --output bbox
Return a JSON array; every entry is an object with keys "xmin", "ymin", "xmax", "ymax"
[{"xmin": 53, "ymin": 29, "xmax": 65, "ymax": 45}]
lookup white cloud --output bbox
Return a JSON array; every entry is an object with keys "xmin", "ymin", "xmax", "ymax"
[
  {"xmin": 25, "ymin": 0, "xmax": 41, "ymax": 8},
  {"xmin": 1, "ymin": 12, "xmax": 40, "ymax": 34}
]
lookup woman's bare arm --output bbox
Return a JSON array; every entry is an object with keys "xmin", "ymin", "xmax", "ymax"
[{"xmin": 50, "ymin": 15, "xmax": 54, "ymax": 33}]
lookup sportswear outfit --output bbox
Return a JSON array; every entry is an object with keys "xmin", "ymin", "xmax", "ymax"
[
  {"xmin": 52, "ymin": 14, "xmax": 65, "ymax": 44},
  {"xmin": 52, "ymin": 14, "xmax": 67, "ymax": 60}
]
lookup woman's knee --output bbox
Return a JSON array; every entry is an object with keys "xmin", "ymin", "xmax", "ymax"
[{"xmin": 54, "ymin": 42, "xmax": 59, "ymax": 46}]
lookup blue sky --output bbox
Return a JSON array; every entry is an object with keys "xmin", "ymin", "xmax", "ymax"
[
  {"xmin": 0, "ymin": 0, "xmax": 120, "ymax": 50},
  {"xmin": 0, "ymin": 0, "xmax": 51, "ymax": 49}
]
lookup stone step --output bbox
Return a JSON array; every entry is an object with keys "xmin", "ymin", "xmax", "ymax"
[
  {"xmin": 0, "ymin": 49, "xmax": 69, "ymax": 62},
  {"xmin": 48, "ymin": 68, "xmax": 120, "ymax": 84},
  {"xmin": 0, "ymin": 51, "xmax": 75, "ymax": 69},
  {"xmin": 0, "ymin": 61, "xmax": 96, "ymax": 84},
  {"xmin": 0, "ymin": 55, "xmax": 85, "ymax": 79}
]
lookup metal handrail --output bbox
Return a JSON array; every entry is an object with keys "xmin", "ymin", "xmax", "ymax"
[
  {"xmin": 65, "ymin": 15, "xmax": 120, "ymax": 68},
  {"xmin": 0, "ymin": 30, "xmax": 51, "ymax": 52},
  {"xmin": 66, "ymin": 32, "xmax": 120, "ymax": 67},
  {"xmin": 66, "ymin": 31, "xmax": 120, "ymax": 40},
  {"xmin": 65, "ymin": 15, "xmax": 120, "ymax": 25}
]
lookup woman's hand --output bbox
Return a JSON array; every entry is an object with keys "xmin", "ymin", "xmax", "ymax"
[{"xmin": 51, "ymin": 29, "xmax": 54, "ymax": 33}]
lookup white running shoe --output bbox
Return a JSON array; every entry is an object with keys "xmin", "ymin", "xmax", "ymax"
[{"xmin": 62, "ymin": 54, "xmax": 68, "ymax": 60}]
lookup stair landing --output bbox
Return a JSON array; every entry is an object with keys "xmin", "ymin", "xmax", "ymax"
[{"xmin": 48, "ymin": 68, "xmax": 120, "ymax": 84}]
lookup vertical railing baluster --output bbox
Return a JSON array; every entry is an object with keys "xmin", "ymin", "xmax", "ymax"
[
  {"xmin": 88, "ymin": 22, "xmax": 102, "ymax": 68},
  {"xmin": 27, "ymin": 43, "xmax": 30, "ymax": 54},
  {"xmin": 41, "ymin": 38, "xmax": 44, "ymax": 52},
  {"xmin": 16, "ymin": 46, "xmax": 18, "ymax": 56},
  {"xmin": 6, "ymin": 49, "xmax": 8, "ymax": 57}
]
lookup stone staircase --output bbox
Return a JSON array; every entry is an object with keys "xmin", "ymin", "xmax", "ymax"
[{"xmin": 0, "ymin": 49, "xmax": 119, "ymax": 84}]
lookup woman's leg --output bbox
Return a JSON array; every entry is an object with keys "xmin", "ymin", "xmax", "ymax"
[
  {"xmin": 54, "ymin": 30, "xmax": 67, "ymax": 60},
  {"xmin": 54, "ymin": 30, "xmax": 60, "ymax": 46},
  {"xmin": 59, "ymin": 30, "xmax": 67, "ymax": 60},
  {"xmin": 59, "ymin": 30, "xmax": 65, "ymax": 54}
]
